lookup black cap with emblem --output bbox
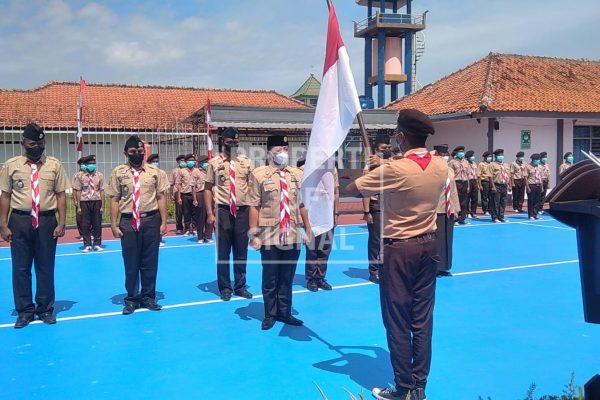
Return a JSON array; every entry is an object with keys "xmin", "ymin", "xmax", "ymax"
[
  {"xmin": 124, "ymin": 135, "xmax": 144, "ymax": 151},
  {"xmin": 176, "ymin": 154, "xmax": 186, "ymax": 162},
  {"xmin": 23, "ymin": 123, "xmax": 45, "ymax": 141},
  {"xmin": 77, "ymin": 157, "xmax": 86, "ymax": 165},
  {"xmin": 465, "ymin": 150, "xmax": 475, "ymax": 158},
  {"xmin": 396, "ymin": 109, "xmax": 435, "ymax": 137},
  {"xmin": 531, "ymin": 153, "xmax": 541, "ymax": 160},
  {"xmin": 267, "ymin": 134, "xmax": 288, "ymax": 150},
  {"xmin": 83, "ymin": 155, "xmax": 96, "ymax": 164},
  {"xmin": 220, "ymin": 127, "xmax": 239, "ymax": 139},
  {"xmin": 184, "ymin": 153, "xmax": 196, "ymax": 161},
  {"xmin": 453, "ymin": 146, "xmax": 465, "ymax": 153},
  {"xmin": 516, "ymin": 151, "xmax": 525, "ymax": 158},
  {"xmin": 433, "ymin": 144, "xmax": 449, "ymax": 155},
  {"xmin": 482, "ymin": 151, "xmax": 491, "ymax": 158}
]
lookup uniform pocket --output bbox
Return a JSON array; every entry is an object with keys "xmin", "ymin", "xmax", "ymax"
[{"xmin": 258, "ymin": 217, "xmax": 279, "ymax": 227}]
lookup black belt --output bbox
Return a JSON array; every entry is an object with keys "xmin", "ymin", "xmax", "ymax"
[
  {"xmin": 530, "ymin": 183, "xmax": 542, "ymax": 187},
  {"xmin": 384, "ymin": 232, "xmax": 437, "ymax": 244},
  {"xmin": 12, "ymin": 209, "xmax": 55, "ymax": 216},
  {"xmin": 121, "ymin": 209, "xmax": 159, "ymax": 218},
  {"xmin": 455, "ymin": 180, "xmax": 468, "ymax": 183},
  {"xmin": 514, "ymin": 178, "xmax": 524, "ymax": 181},
  {"xmin": 495, "ymin": 183, "xmax": 507, "ymax": 186},
  {"xmin": 218, "ymin": 204, "xmax": 248, "ymax": 210},
  {"xmin": 181, "ymin": 192, "xmax": 193, "ymax": 196}
]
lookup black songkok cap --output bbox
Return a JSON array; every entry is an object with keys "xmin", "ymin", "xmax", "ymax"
[
  {"xmin": 77, "ymin": 157, "xmax": 86, "ymax": 165},
  {"xmin": 23, "ymin": 123, "xmax": 44, "ymax": 141},
  {"xmin": 124, "ymin": 135, "xmax": 144, "ymax": 151},
  {"xmin": 516, "ymin": 151, "xmax": 525, "ymax": 157},
  {"xmin": 453, "ymin": 146, "xmax": 465, "ymax": 153},
  {"xmin": 220, "ymin": 127, "xmax": 239, "ymax": 139},
  {"xmin": 176, "ymin": 154, "xmax": 186, "ymax": 162},
  {"xmin": 482, "ymin": 151, "xmax": 491, "ymax": 158},
  {"xmin": 433, "ymin": 144, "xmax": 449, "ymax": 154},
  {"xmin": 531, "ymin": 153, "xmax": 541, "ymax": 160},
  {"xmin": 267, "ymin": 134, "xmax": 288, "ymax": 149},
  {"xmin": 83, "ymin": 155, "xmax": 96, "ymax": 163},
  {"xmin": 493, "ymin": 149, "xmax": 504, "ymax": 156},
  {"xmin": 540, "ymin": 152, "xmax": 548, "ymax": 158},
  {"xmin": 184, "ymin": 154, "xmax": 196, "ymax": 161},
  {"xmin": 396, "ymin": 109, "xmax": 434, "ymax": 137},
  {"xmin": 465, "ymin": 150, "xmax": 475, "ymax": 158}
]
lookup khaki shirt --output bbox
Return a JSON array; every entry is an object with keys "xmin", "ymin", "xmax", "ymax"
[
  {"xmin": 105, "ymin": 163, "xmax": 169, "ymax": 214},
  {"xmin": 176, "ymin": 168, "xmax": 203, "ymax": 194},
  {"xmin": 206, "ymin": 154, "xmax": 253, "ymax": 206},
  {"xmin": 477, "ymin": 162, "xmax": 492, "ymax": 180},
  {"xmin": 437, "ymin": 167, "xmax": 460, "ymax": 215},
  {"xmin": 449, "ymin": 158, "xmax": 470, "ymax": 181},
  {"xmin": 355, "ymin": 148, "xmax": 447, "ymax": 240},
  {"xmin": 248, "ymin": 165, "xmax": 304, "ymax": 246},
  {"xmin": 170, "ymin": 168, "xmax": 182, "ymax": 192},
  {"xmin": 525, "ymin": 164, "xmax": 543, "ymax": 185},
  {"xmin": 489, "ymin": 162, "xmax": 510, "ymax": 185},
  {"xmin": 540, "ymin": 164, "xmax": 551, "ymax": 181},
  {"xmin": 72, "ymin": 171, "xmax": 104, "ymax": 201},
  {"xmin": 467, "ymin": 161, "xmax": 478, "ymax": 180},
  {"xmin": 559, "ymin": 162, "xmax": 571, "ymax": 175},
  {"xmin": 510, "ymin": 161, "xmax": 527, "ymax": 180},
  {"xmin": 194, "ymin": 169, "xmax": 207, "ymax": 192},
  {"xmin": 0, "ymin": 155, "xmax": 70, "ymax": 212}
]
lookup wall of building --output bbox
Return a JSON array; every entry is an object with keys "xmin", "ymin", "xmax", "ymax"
[{"xmin": 429, "ymin": 118, "xmax": 488, "ymax": 158}]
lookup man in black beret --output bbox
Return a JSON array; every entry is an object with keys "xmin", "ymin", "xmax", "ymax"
[
  {"xmin": 73, "ymin": 154, "xmax": 105, "ymax": 253},
  {"xmin": 73, "ymin": 156, "xmax": 86, "ymax": 240},
  {"xmin": 449, "ymin": 145, "xmax": 469, "ymax": 224},
  {"xmin": 478, "ymin": 151, "xmax": 493, "ymax": 216},
  {"xmin": 510, "ymin": 151, "xmax": 527, "ymax": 213},
  {"xmin": 346, "ymin": 109, "xmax": 445, "ymax": 400},
  {"xmin": 170, "ymin": 155, "xmax": 186, "ymax": 235},
  {"xmin": 524, "ymin": 153, "xmax": 544, "ymax": 220},
  {"xmin": 465, "ymin": 150, "xmax": 479, "ymax": 219},
  {"xmin": 489, "ymin": 149, "xmax": 509, "ymax": 223},
  {"xmin": 538, "ymin": 151, "xmax": 550, "ymax": 214},
  {"xmin": 0, "ymin": 123, "xmax": 70, "ymax": 328}
]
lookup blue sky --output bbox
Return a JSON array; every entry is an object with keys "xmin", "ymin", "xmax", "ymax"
[{"xmin": 1, "ymin": 0, "xmax": 599, "ymax": 98}]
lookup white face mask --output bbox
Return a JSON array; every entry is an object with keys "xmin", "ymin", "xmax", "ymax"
[
  {"xmin": 272, "ymin": 152, "xmax": 289, "ymax": 167},
  {"xmin": 443, "ymin": 156, "xmax": 450, "ymax": 162}
]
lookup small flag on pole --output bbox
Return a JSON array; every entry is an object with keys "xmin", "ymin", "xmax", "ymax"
[
  {"xmin": 206, "ymin": 98, "xmax": 214, "ymax": 159},
  {"xmin": 300, "ymin": 0, "xmax": 362, "ymax": 236},
  {"xmin": 76, "ymin": 76, "xmax": 86, "ymax": 159}
]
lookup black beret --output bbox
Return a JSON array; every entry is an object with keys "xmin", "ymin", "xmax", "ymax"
[
  {"xmin": 493, "ymin": 149, "xmax": 504, "ymax": 156},
  {"xmin": 184, "ymin": 154, "xmax": 196, "ymax": 160},
  {"xmin": 482, "ymin": 151, "xmax": 491, "ymax": 157},
  {"xmin": 297, "ymin": 159, "xmax": 306, "ymax": 168},
  {"xmin": 176, "ymin": 154, "xmax": 186, "ymax": 162},
  {"xmin": 465, "ymin": 150, "xmax": 475, "ymax": 158},
  {"xmin": 530, "ymin": 153, "xmax": 541, "ymax": 160},
  {"xmin": 267, "ymin": 134, "xmax": 288, "ymax": 149},
  {"xmin": 124, "ymin": 135, "xmax": 143, "ymax": 151},
  {"xmin": 516, "ymin": 151, "xmax": 524, "ymax": 157},
  {"xmin": 540, "ymin": 152, "xmax": 548, "ymax": 158},
  {"xmin": 374, "ymin": 132, "xmax": 390, "ymax": 145},
  {"xmin": 83, "ymin": 155, "xmax": 96, "ymax": 163},
  {"xmin": 453, "ymin": 146, "xmax": 465, "ymax": 152},
  {"xmin": 396, "ymin": 109, "xmax": 434, "ymax": 137},
  {"xmin": 564, "ymin": 152, "xmax": 573, "ymax": 158},
  {"xmin": 77, "ymin": 157, "xmax": 86, "ymax": 165},
  {"xmin": 23, "ymin": 123, "xmax": 44, "ymax": 141},
  {"xmin": 433, "ymin": 144, "xmax": 449, "ymax": 153},
  {"xmin": 198, "ymin": 155, "xmax": 209, "ymax": 163},
  {"xmin": 147, "ymin": 154, "xmax": 159, "ymax": 163},
  {"xmin": 220, "ymin": 127, "xmax": 239, "ymax": 139}
]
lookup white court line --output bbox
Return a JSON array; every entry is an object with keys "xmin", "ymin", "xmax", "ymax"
[
  {"xmin": 0, "ymin": 259, "xmax": 578, "ymax": 329},
  {"xmin": 513, "ymin": 222, "xmax": 574, "ymax": 231}
]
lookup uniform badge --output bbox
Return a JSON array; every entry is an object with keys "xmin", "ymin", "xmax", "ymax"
[
  {"xmin": 265, "ymin": 179, "xmax": 274, "ymax": 184},
  {"xmin": 17, "ymin": 180, "xmax": 24, "ymax": 189},
  {"xmin": 291, "ymin": 177, "xmax": 299, "ymax": 183}
]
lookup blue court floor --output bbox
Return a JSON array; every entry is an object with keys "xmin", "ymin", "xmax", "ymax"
[{"xmin": 0, "ymin": 214, "xmax": 598, "ymax": 400}]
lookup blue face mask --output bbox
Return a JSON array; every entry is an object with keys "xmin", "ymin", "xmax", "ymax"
[
  {"xmin": 533, "ymin": 160, "xmax": 540, "ymax": 166},
  {"xmin": 456, "ymin": 152, "xmax": 465, "ymax": 159},
  {"xmin": 496, "ymin": 155, "xmax": 505, "ymax": 162},
  {"xmin": 202, "ymin": 163, "xmax": 208, "ymax": 170},
  {"xmin": 541, "ymin": 158, "xmax": 548, "ymax": 164},
  {"xmin": 468, "ymin": 156, "xmax": 475, "ymax": 162},
  {"xmin": 80, "ymin": 165, "xmax": 86, "ymax": 171},
  {"xmin": 85, "ymin": 164, "xmax": 96, "ymax": 173},
  {"xmin": 151, "ymin": 162, "xmax": 160, "ymax": 168},
  {"xmin": 567, "ymin": 156, "xmax": 574, "ymax": 163},
  {"xmin": 486, "ymin": 156, "xmax": 492, "ymax": 163},
  {"xmin": 179, "ymin": 162, "xmax": 187, "ymax": 168},
  {"xmin": 517, "ymin": 157, "xmax": 524, "ymax": 162},
  {"xmin": 187, "ymin": 161, "xmax": 196, "ymax": 168}
]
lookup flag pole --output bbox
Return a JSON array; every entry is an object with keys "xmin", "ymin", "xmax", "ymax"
[{"xmin": 357, "ymin": 112, "xmax": 372, "ymax": 156}]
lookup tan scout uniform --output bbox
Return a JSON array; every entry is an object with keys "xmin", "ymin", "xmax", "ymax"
[
  {"xmin": 73, "ymin": 171, "xmax": 104, "ymax": 201},
  {"xmin": 106, "ymin": 164, "xmax": 168, "ymax": 214},
  {"xmin": 435, "ymin": 166, "xmax": 460, "ymax": 273},
  {"xmin": 176, "ymin": 167, "xmax": 204, "ymax": 233},
  {"xmin": 0, "ymin": 155, "xmax": 69, "ymax": 320},
  {"xmin": 510, "ymin": 161, "xmax": 527, "ymax": 212},
  {"xmin": 489, "ymin": 160, "xmax": 510, "ymax": 221},
  {"xmin": 525, "ymin": 162, "xmax": 543, "ymax": 219},
  {"xmin": 477, "ymin": 160, "xmax": 493, "ymax": 214},
  {"xmin": 72, "ymin": 170, "xmax": 105, "ymax": 247},
  {"xmin": 559, "ymin": 162, "xmax": 571, "ymax": 175},
  {"xmin": 192, "ymin": 168, "xmax": 212, "ymax": 242},
  {"xmin": 448, "ymin": 158, "xmax": 469, "ymax": 224},
  {"xmin": 205, "ymin": 154, "xmax": 253, "ymax": 205},
  {"xmin": 170, "ymin": 166, "xmax": 184, "ymax": 232},
  {"xmin": 539, "ymin": 162, "xmax": 551, "ymax": 212}
]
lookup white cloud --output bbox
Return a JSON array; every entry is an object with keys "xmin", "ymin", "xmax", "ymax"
[{"xmin": 79, "ymin": 2, "xmax": 116, "ymax": 26}]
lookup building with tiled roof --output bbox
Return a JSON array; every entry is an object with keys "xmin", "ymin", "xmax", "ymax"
[
  {"xmin": 386, "ymin": 52, "xmax": 600, "ymax": 185},
  {"xmin": 291, "ymin": 74, "xmax": 321, "ymax": 106}
]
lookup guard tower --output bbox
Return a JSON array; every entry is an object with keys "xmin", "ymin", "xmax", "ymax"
[{"xmin": 354, "ymin": 0, "xmax": 426, "ymax": 108}]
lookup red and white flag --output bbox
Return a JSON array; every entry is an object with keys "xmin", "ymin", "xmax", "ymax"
[
  {"xmin": 76, "ymin": 76, "xmax": 86, "ymax": 158},
  {"xmin": 301, "ymin": 0, "xmax": 362, "ymax": 236},
  {"xmin": 206, "ymin": 98, "xmax": 214, "ymax": 159}
]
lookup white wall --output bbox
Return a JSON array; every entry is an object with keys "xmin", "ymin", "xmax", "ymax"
[{"xmin": 430, "ymin": 118, "xmax": 489, "ymax": 159}]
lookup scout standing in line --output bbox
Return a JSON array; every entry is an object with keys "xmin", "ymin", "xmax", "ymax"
[
  {"xmin": 0, "ymin": 123, "xmax": 69, "ymax": 328},
  {"xmin": 524, "ymin": 153, "xmax": 544, "ymax": 221},
  {"xmin": 510, "ymin": 151, "xmax": 527, "ymax": 213},
  {"xmin": 170, "ymin": 155, "xmax": 186, "ymax": 235},
  {"xmin": 489, "ymin": 149, "xmax": 510, "ymax": 223},
  {"xmin": 193, "ymin": 156, "xmax": 213, "ymax": 244},
  {"xmin": 73, "ymin": 157, "xmax": 85, "ymax": 240},
  {"xmin": 147, "ymin": 153, "xmax": 168, "ymax": 247},
  {"xmin": 560, "ymin": 152, "xmax": 574, "ymax": 175},
  {"xmin": 248, "ymin": 134, "xmax": 312, "ymax": 330},
  {"xmin": 177, "ymin": 154, "xmax": 202, "ymax": 236},
  {"xmin": 433, "ymin": 145, "xmax": 460, "ymax": 277},
  {"xmin": 346, "ymin": 109, "xmax": 446, "ymax": 400},
  {"xmin": 73, "ymin": 155, "xmax": 104, "ymax": 253},
  {"xmin": 106, "ymin": 135, "xmax": 168, "ymax": 315},
  {"xmin": 539, "ymin": 151, "xmax": 551, "ymax": 214},
  {"xmin": 478, "ymin": 151, "xmax": 493, "ymax": 216},
  {"xmin": 448, "ymin": 146, "xmax": 469, "ymax": 225},
  {"xmin": 465, "ymin": 150, "xmax": 479, "ymax": 219},
  {"xmin": 205, "ymin": 127, "xmax": 253, "ymax": 301}
]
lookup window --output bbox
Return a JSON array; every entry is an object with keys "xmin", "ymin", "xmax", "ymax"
[{"xmin": 573, "ymin": 126, "xmax": 600, "ymax": 162}]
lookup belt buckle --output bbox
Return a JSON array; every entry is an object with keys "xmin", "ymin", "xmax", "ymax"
[{"xmin": 140, "ymin": 212, "xmax": 148, "ymax": 218}]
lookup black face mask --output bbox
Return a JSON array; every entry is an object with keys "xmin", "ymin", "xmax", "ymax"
[
  {"xmin": 382, "ymin": 149, "xmax": 392, "ymax": 159},
  {"xmin": 25, "ymin": 146, "xmax": 45, "ymax": 161},
  {"xmin": 128, "ymin": 153, "xmax": 144, "ymax": 167}
]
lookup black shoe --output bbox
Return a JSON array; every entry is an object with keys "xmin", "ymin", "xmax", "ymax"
[
  {"xmin": 38, "ymin": 312, "xmax": 57, "ymax": 325},
  {"xmin": 499, "ymin": 218, "xmax": 508, "ymax": 223},
  {"xmin": 176, "ymin": 230, "xmax": 183, "ymax": 235},
  {"xmin": 411, "ymin": 388, "xmax": 427, "ymax": 400},
  {"xmin": 306, "ymin": 280, "xmax": 318, "ymax": 292},
  {"xmin": 261, "ymin": 316, "xmax": 276, "ymax": 330},
  {"xmin": 276, "ymin": 315, "xmax": 304, "ymax": 326},
  {"xmin": 14, "ymin": 315, "xmax": 34, "ymax": 329},
  {"xmin": 220, "ymin": 291, "xmax": 232, "ymax": 301},
  {"xmin": 436, "ymin": 270, "xmax": 452, "ymax": 277},
  {"xmin": 234, "ymin": 289, "xmax": 253, "ymax": 299},
  {"xmin": 372, "ymin": 387, "xmax": 410, "ymax": 400},
  {"xmin": 141, "ymin": 300, "xmax": 162, "ymax": 311},
  {"xmin": 369, "ymin": 274, "xmax": 380, "ymax": 284},
  {"xmin": 122, "ymin": 303, "xmax": 137, "ymax": 315},
  {"xmin": 317, "ymin": 279, "xmax": 332, "ymax": 290}
]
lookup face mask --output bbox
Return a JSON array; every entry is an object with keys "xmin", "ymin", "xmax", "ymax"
[
  {"xmin": 382, "ymin": 149, "xmax": 392, "ymax": 159},
  {"xmin": 533, "ymin": 160, "xmax": 540, "ymax": 166},
  {"xmin": 202, "ymin": 163, "xmax": 208, "ymax": 170},
  {"xmin": 541, "ymin": 158, "xmax": 547, "ymax": 164},
  {"xmin": 128, "ymin": 153, "xmax": 144, "ymax": 167},
  {"xmin": 486, "ymin": 156, "xmax": 492, "ymax": 163},
  {"xmin": 468, "ymin": 156, "xmax": 475, "ymax": 162},
  {"xmin": 567, "ymin": 156, "xmax": 574, "ymax": 163},
  {"xmin": 80, "ymin": 165, "xmax": 86, "ymax": 171},
  {"xmin": 179, "ymin": 162, "xmax": 187, "ymax": 168},
  {"xmin": 496, "ymin": 155, "xmax": 505, "ymax": 163},
  {"xmin": 272, "ymin": 152, "xmax": 289, "ymax": 167},
  {"xmin": 25, "ymin": 146, "xmax": 45, "ymax": 161},
  {"xmin": 443, "ymin": 156, "xmax": 450, "ymax": 162},
  {"xmin": 225, "ymin": 144, "xmax": 239, "ymax": 156},
  {"xmin": 187, "ymin": 161, "xmax": 196, "ymax": 168},
  {"xmin": 86, "ymin": 164, "xmax": 96, "ymax": 173},
  {"xmin": 151, "ymin": 162, "xmax": 160, "ymax": 168},
  {"xmin": 517, "ymin": 157, "xmax": 524, "ymax": 162},
  {"xmin": 456, "ymin": 152, "xmax": 465, "ymax": 159}
]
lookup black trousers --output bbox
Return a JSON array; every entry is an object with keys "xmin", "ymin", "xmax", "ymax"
[
  {"xmin": 261, "ymin": 244, "xmax": 301, "ymax": 318},
  {"xmin": 539, "ymin": 180, "xmax": 549, "ymax": 212},
  {"xmin": 512, "ymin": 179, "xmax": 525, "ymax": 211},
  {"xmin": 305, "ymin": 228, "xmax": 335, "ymax": 281},
  {"xmin": 490, "ymin": 183, "xmax": 508, "ymax": 220},
  {"xmin": 194, "ymin": 191, "xmax": 213, "ymax": 241},
  {"xmin": 480, "ymin": 181, "xmax": 491, "ymax": 213},
  {"xmin": 80, "ymin": 200, "xmax": 102, "ymax": 247},
  {"xmin": 174, "ymin": 192, "xmax": 183, "ymax": 231},
  {"xmin": 381, "ymin": 234, "xmax": 438, "ymax": 391},
  {"xmin": 181, "ymin": 193, "xmax": 196, "ymax": 232},
  {"xmin": 9, "ymin": 212, "xmax": 58, "ymax": 317},
  {"xmin": 435, "ymin": 214, "xmax": 454, "ymax": 272},
  {"xmin": 455, "ymin": 181, "xmax": 469, "ymax": 223},
  {"xmin": 216, "ymin": 205, "xmax": 249, "ymax": 294},
  {"xmin": 468, "ymin": 179, "xmax": 478, "ymax": 216},
  {"xmin": 76, "ymin": 209, "xmax": 83, "ymax": 237},
  {"xmin": 119, "ymin": 212, "xmax": 161, "ymax": 305},
  {"xmin": 528, "ymin": 184, "xmax": 542, "ymax": 218},
  {"xmin": 367, "ymin": 210, "xmax": 383, "ymax": 277}
]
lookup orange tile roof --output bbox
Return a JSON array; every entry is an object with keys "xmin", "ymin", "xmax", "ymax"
[
  {"xmin": 385, "ymin": 52, "xmax": 600, "ymax": 115},
  {"xmin": 0, "ymin": 81, "xmax": 307, "ymax": 131}
]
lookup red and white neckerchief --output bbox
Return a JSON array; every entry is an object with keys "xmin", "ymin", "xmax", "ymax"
[
  {"xmin": 131, "ymin": 169, "xmax": 141, "ymax": 232},
  {"xmin": 278, "ymin": 169, "xmax": 291, "ymax": 244},
  {"xmin": 458, "ymin": 160, "xmax": 466, "ymax": 180},
  {"xmin": 470, "ymin": 162, "xmax": 477, "ymax": 180},
  {"xmin": 445, "ymin": 177, "xmax": 452, "ymax": 218},
  {"xmin": 500, "ymin": 163, "xmax": 509, "ymax": 184},
  {"xmin": 534, "ymin": 165, "xmax": 541, "ymax": 183},
  {"xmin": 87, "ymin": 173, "xmax": 95, "ymax": 199},
  {"xmin": 29, "ymin": 163, "xmax": 40, "ymax": 229},
  {"xmin": 228, "ymin": 158, "xmax": 237, "ymax": 217}
]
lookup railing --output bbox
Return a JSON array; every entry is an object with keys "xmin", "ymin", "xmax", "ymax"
[{"xmin": 354, "ymin": 12, "xmax": 425, "ymax": 34}]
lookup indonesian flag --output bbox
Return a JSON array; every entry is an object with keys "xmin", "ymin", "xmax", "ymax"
[
  {"xmin": 301, "ymin": 0, "xmax": 362, "ymax": 236},
  {"xmin": 206, "ymin": 98, "xmax": 214, "ymax": 159},
  {"xmin": 76, "ymin": 76, "xmax": 86, "ymax": 158}
]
